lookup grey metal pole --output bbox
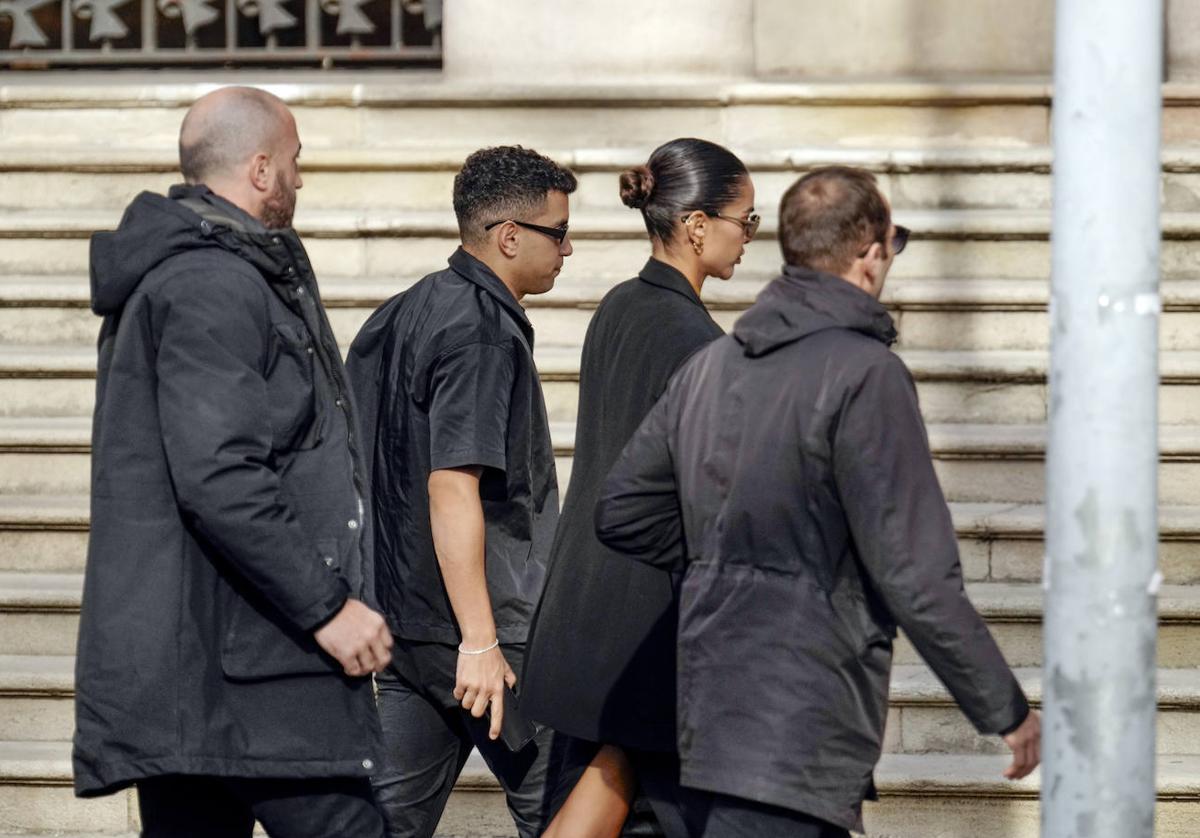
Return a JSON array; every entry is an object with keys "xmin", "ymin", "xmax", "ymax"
[{"xmin": 1042, "ymin": 1, "xmax": 1163, "ymax": 836}]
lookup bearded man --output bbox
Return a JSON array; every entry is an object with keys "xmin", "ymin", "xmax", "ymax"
[{"xmin": 74, "ymin": 86, "xmax": 392, "ymax": 837}]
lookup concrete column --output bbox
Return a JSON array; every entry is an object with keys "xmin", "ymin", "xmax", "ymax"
[
  {"xmin": 441, "ymin": 0, "xmax": 754, "ymax": 83},
  {"xmin": 1042, "ymin": 1, "xmax": 1163, "ymax": 837}
]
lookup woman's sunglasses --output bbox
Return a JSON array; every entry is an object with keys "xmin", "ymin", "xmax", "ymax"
[{"xmin": 682, "ymin": 211, "xmax": 762, "ymax": 240}]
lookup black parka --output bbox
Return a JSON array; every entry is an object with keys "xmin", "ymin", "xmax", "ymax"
[
  {"xmin": 74, "ymin": 185, "xmax": 382, "ymax": 797},
  {"xmin": 595, "ymin": 266, "xmax": 1029, "ymax": 832}
]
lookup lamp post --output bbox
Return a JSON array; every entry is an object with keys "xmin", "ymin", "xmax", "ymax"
[{"xmin": 1042, "ymin": 1, "xmax": 1163, "ymax": 836}]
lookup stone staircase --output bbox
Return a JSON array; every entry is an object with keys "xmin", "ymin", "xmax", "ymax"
[{"xmin": 0, "ymin": 77, "xmax": 1198, "ymax": 836}]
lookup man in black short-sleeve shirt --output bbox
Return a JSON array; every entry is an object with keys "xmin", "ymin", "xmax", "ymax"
[{"xmin": 347, "ymin": 146, "xmax": 577, "ymax": 838}]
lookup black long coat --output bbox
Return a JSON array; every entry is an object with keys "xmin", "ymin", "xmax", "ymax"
[
  {"xmin": 74, "ymin": 185, "xmax": 382, "ymax": 797},
  {"xmin": 521, "ymin": 258, "xmax": 722, "ymax": 751},
  {"xmin": 596, "ymin": 266, "xmax": 1030, "ymax": 831}
]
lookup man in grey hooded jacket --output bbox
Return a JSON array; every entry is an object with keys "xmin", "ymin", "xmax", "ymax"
[{"xmin": 596, "ymin": 167, "xmax": 1040, "ymax": 838}]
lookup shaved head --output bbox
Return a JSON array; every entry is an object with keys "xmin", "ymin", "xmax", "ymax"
[{"xmin": 179, "ymin": 86, "xmax": 292, "ymax": 185}]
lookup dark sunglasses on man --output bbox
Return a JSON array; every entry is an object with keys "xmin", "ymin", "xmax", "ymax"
[
  {"xmin": 484, "ymin": 219, "xmax": 570, "ymax": 243},
  {"xmin": 858, "ymin": 224, "xmax": 911, "ymax": 259}
]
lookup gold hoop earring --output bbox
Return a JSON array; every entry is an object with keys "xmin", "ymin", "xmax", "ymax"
[{"xmin": 691, "ymin": 239, "xmax": 704, "ymax": 256}]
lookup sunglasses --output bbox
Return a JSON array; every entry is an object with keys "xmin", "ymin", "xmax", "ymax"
[
  {"xmin": 683, "ymin": 211, "xmax": 762, "ymax": 240},
  {"xmin": 857, "ymin": 224, "xmax": 911, "ymax": 259},
  {"xmin": 484, "ymin": 219, "xmax": 570, "ymax": 243}
]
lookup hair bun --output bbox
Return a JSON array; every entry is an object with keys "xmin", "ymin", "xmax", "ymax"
[{"xmin": 619, "ymin": 165, "xmax": 656, "ymax": 209}]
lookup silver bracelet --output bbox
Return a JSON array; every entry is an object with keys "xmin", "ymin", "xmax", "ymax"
[{"xmin": 457, "ymin": 639, "xmax": 499, "ymax": 655}]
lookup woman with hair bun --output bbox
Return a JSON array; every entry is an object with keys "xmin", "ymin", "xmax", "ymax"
[{"xmin": 523, "ymin": 138, "xmax": 758, "ymax": 837}]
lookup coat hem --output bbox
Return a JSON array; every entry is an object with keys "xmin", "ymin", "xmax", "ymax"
[
  {"xmin": 679, "ymin": 764, "xmax": 863, "ymax": 833},
  {"xmin": 74, "ymin": 755, "xmax": 376, "ymax": 799},
  {"xmin": 518, "ymin": 705, "xmax": 676, "ymax": 755}
]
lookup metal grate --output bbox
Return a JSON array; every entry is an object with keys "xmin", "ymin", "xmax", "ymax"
[{"xmin": 0, "ymin": 0, "xmax": 440, "ymax": 67}]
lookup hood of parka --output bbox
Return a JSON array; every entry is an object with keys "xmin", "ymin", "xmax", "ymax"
[
  {"xmin": 733, "ymin": 264, "xmax": 898, "ymax": 358},
  {"xmin": 89, "ymin": 183, "xmax": 296, "ymax": 316}
]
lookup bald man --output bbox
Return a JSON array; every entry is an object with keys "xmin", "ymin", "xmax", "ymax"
[{"xmin": 74, "ymin": 86, "xmax": 391, "ymax": 837}]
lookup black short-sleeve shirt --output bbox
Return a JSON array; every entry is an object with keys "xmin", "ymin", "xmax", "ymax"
[{"xmin": 347, "ymin": 248, "xmax": 559, "ymax": 644}]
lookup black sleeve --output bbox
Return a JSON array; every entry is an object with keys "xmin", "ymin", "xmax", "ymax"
[
  {"xmin": 832, "ymin": 352, "xmax": 1030, "ymax": 735},
  {"xmin": 156, "ymin": 268, "xmax": 348, "ymax": 633},
  {"xmin": 426, "ymin": 341, "xmax": 515, "ymax": 474},
  {"xmin": 594, "ymin": 389, "xmax": 686, "ymax": 570}
]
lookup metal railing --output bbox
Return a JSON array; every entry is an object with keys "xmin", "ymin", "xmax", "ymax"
[{"xmin": 0, "ymin": 0, "xmax": 440, "ymax": 67}]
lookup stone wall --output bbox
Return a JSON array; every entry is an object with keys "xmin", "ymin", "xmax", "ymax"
[
  {"xmin": 754, "ymin": 0, "xmax": 1054, "ymax": 78},
  {"xmin": 444, "ymin": 1, "xmax": 1200, "ymax": 83},
  {"xmin": 443, "ymin": 0, "xmax": 754, "ymax": 82}
]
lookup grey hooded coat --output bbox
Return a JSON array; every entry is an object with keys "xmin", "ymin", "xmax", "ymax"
[{"xmin": 595, "ymin": 265, "xmax": 1030, "ymax": 831}]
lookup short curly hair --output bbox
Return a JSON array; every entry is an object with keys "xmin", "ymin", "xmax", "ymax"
[{"xmin": 453, "ymin": 146, "xmax": 578, "ymax": 246}]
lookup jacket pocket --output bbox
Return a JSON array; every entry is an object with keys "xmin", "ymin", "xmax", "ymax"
[
  {"xmin": 220, "ymin": 585, "xmax": 337, "ymax": 681},
  {"xmin": 265, "ymin": 322, "xmax": 324, "ymax": 452}
]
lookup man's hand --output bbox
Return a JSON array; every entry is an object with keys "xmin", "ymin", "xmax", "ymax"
[
  {"xmin": 1002, "ymin": 709, "xmax": 1041, "ymax": 780},
  {"xmin": 314, "ymin": 598, "xmax": 393, "ymax": 677},
  {"xmin": 454, "ymin": 644, "xmax": 517, "ymax": 740}
]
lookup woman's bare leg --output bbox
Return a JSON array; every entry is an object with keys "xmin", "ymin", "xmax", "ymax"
[{"xmin": 542, "ymin": 744, "xmax": 637, "ymax": 838}]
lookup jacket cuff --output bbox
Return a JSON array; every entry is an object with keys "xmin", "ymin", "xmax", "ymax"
[
  {"xmin": 998, "ymin": 701, "xmax": 1032, "ymax": 737},
  {"xmin": 294, "ymin": 579, "xmax": 351, "ymax": 634}
]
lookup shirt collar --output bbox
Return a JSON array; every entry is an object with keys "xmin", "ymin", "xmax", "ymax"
[
  {"xmin": 637, "ymin": 258, "xmax": 706, "ymax": 309},
  {"xmin": 447, "ymin": 247, "xmax": 536, "ymax": 346}
]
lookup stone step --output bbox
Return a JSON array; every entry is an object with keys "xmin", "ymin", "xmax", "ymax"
[
  {"xmin": 952, "ymin": 502, "xmax": 1200, "ymax": 586},
  {"xmin": 1, "ymin": 415, "xmax": 1199, "ymax": 504},
  {"xmin": 897, "ymin": 583, "xmax": 1200, "ymax": 669},
  {"xmin": 0, "ymin": 80, "xmax": 1064, "ymax": 154},
  {"xmin": 0, "ymin": 572, "xmax": 82, "ymax": 655},
  {"xmin": 0, "ymin": 495, "xmax": 89, "ymax": 574},
  {"xmin": 4, "ymin": 655, "xmax": 1198, "ymax": 757},
  {"xmin": 0, "ymin": 739, "xmax": 508, "ymax": 836},
  {"xmin": 2, "ymin": 496, "xmax": 1198, "ymax": 586},
  {"xmin": 3, "ymin": 274, "xmax": 1200, "ymax": 354},
  {"xmin": 4, "ymin": 344, "xmax": 1200, "ymax": 426},
  {"xmin": 4, "ymin": 205, "xmax": 1200, "ymax": 282},
  {"xmin": 0, "ymin": 656, "xmax": 71, "ymax": 742},
  {"xmin": 0, "ymin": 207, "xmax": 1083, "ymax": 282},
  {"xmin": 4, "ymin": 146, "xmax": 1055, "ymax": 213},
  {"xmin": 0, "ymin": 739, "xmax": 1196, "ymax": 838},
  {"xmin": 2, "ymin": 78, "xmax": 1196, "ymax": 152},
  {"xmin": 12, "ymin": 145, "xmax": 1200, "ymax": 215},
  {"xmin": 885, "ymin": 666, "xmax": 1200, "ymax": 756},
  {"xmin": 2, "ymin": 573, "xmax": 1198, "ymax": 667},
  {"xmin": 0, "ymin": 495, "xmax": 1096, "ymax": 580},
  {"xmin": 861, "ymin": 753, "xmax": 1200, "ymax": 838}
]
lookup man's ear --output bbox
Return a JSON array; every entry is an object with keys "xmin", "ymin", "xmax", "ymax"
[
  {"xmin": 495, "ymin": 221, "xmax": 521, "ymax": 258},
  {"xmin": 250, "ymin": 152, "xmax": 272, "ymax": 193},
  {"xmin": 864, "ymin": 240, "xmax": 886, "ymax": 275}
]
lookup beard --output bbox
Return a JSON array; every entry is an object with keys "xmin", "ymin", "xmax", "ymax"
[{"xmin": 261, "ymin": 171, "xmax": 297, "ymax": 230}]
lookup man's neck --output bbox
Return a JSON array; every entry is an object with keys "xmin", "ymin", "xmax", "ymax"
[
  {"xmin": 462, "ymin": 244, "xmax": 523, "ymax": 302},
  {"xmin": 835, "ymin": 263, "xmax": 880, "ymax": 299},
  {"xmin": 199, "ymin": 180, "xmax": 264, "ymax": 227}
]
